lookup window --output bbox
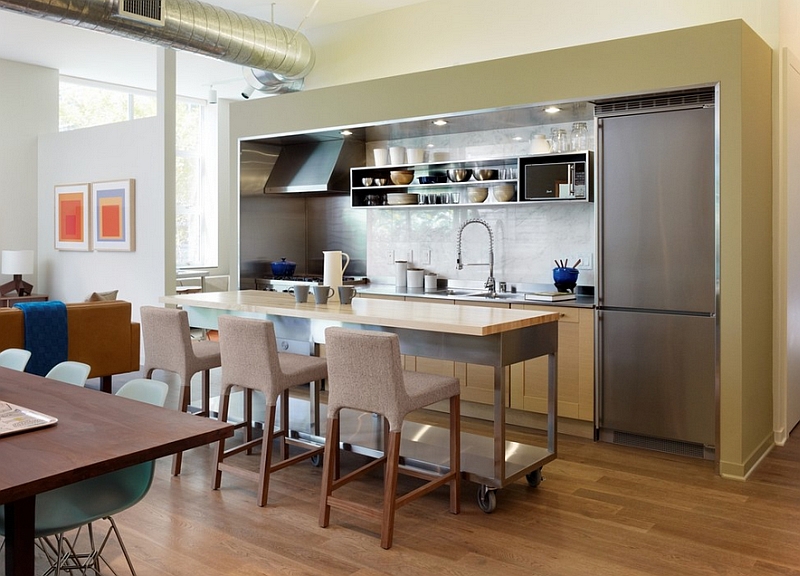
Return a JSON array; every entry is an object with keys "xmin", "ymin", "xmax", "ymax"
[{"xmin": 59, "ymin": 77, "xmax": 218, "ymax": 268}]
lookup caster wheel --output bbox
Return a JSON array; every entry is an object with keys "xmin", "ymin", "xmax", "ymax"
[
  {"xmin": 477, "ymin": 485, "xmax": 497, "ymax": 513},
  {"xmin": 310, "ymin": 453, "xmax": 322, "ymax": 467},
  {"xmin": 526, "ymin": 468, "xmax": 543, "ymax": 488}
]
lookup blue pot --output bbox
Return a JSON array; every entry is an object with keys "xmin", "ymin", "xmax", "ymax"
[
  {"xmin": 270, "ymin": 258, "xmax": 296, "ymax": 277},
  {"xmin": 553, "ymin": 267, "xmax": 579, "ymax": 292}
]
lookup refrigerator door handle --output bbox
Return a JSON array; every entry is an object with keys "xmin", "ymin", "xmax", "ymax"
[
  {"xmin": 594, "ymin": 308, "xmax": 604, "ymax": 430},
  {"xmin": 596, "ymin": 118, "xmax": 605, "ymax": 306}
]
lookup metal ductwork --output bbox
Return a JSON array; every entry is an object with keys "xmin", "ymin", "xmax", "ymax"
[{"xmin": 0, "ymin": 0, "xmax": 315, "ymax": 93}]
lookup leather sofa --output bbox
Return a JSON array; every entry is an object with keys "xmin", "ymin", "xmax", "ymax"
[{"xmin": 0, "ymin": 300, "xmax": 140, "ymax": 392}]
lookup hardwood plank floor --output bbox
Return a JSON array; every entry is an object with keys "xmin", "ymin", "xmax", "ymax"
[
  {"xmin": 9, "ymin": 371, "xmax": 800, "ymax": 575},
  {"xmin": 8, "ymin": 409, "xmax": 799, "ymax": 576}
]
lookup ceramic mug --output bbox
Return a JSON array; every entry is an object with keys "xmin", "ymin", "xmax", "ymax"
[
  {"xmin": 338, "ymin": 285, "xmax": 358, "ymax": 305},
  {"xmin": 313, "ymin": 285, "xmax": 335, "ymax": 304},
  {"xmin": 291, "ymin": 284, "xmax": 309, "ymax": 303}
]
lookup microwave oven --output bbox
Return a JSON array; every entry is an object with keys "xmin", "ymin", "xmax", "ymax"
[{"xmin": 519, "ymin": 152, "xmax": 593, "ymax": 201}]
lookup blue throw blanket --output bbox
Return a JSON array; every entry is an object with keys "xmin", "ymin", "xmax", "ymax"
[{"xmin": 13, "ymin": 301, "xmax": 68, "ymax": 376}]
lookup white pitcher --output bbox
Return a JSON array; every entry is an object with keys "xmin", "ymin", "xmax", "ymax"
[{"xmin": 323, "ymin": 250, "xmax": 350, "ymax": 301}]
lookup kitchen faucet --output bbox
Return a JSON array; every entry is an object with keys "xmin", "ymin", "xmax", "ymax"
[{"xmin": 456, "ymin": 218, "xmax": 496, "ymax": 298}]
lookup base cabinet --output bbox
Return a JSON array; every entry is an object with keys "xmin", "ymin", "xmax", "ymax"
[{"xmin": 510, "ymin": 304, "xmax": 594, "ymax": 421}]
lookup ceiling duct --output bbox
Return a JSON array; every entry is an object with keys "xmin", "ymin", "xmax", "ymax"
[{"xmin": 0, "ymin": 0, "xmax": 315, "ymax": 92}]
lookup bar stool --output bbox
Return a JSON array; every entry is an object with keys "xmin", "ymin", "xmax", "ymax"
[
  {"xmin": 319, "ymin": 327, "xmax": 461, "ymax": 549},
  {"xmin": 140, "ymin": 305, "xmax": 221, "ymax": 475},
  {"xmin": 214, "ymin": 315, "xmax": 327, "ymax": 507}
]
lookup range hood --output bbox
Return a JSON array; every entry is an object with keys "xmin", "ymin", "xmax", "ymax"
[{"xmin": 262, "ymin": 138, "xmax": 365, "ymax": 194}]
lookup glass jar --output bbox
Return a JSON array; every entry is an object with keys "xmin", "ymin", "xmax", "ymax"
[
  {"xmin": 570, "ymin": 122, "xmax": 588, "ymax": 151},
  {"xmin": 552, "ymin": 129, "xmax": 569, "ymax": 153}
]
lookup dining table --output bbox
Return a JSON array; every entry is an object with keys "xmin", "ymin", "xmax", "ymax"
[{"xmin": 0, "ymin": 367, "xmax": 234, "ymax": 576}]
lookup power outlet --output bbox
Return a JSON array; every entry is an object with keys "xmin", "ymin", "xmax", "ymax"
[
  {"xmin": 573, "ymin": 253, "xmax": 593, "ymax": 270},
  {"xmin": 386, "ymin": 250, "xmax": 395, "ymax": 264}
]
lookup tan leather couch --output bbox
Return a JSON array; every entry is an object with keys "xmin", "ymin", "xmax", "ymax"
[{"xmin": 0, "ymin": 300, "xmax": 140, "ymax": 392}]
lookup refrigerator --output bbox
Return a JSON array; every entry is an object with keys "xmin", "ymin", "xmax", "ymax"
[{"xmin": 596, "ymin": 104, "xmax": 717, "ymax": 453}]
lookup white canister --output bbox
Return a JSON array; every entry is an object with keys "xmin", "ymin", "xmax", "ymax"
[
  {"xmin": 407, "ymin": 268, "xmax": 424, "ymax": 289},
  {"xmin": 424, "ymin": 273, "xmax": 438, "ymax": 292},
  {"xmin": 389, "ymin": 146, "xmax": 406, "ymax": 165},
  {"xmin": 373, "ymin": 148, "xmax": 389, "ymax": 166},
  {"xmin": 395, "ymin": 260, "xmax": 408, "ymax": 287}
]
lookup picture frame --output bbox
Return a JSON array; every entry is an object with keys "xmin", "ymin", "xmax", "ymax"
[
  {"xmin": 55, "ymin": 183, "xmax": 91, "ymax": 251},
  {"xmin": 92, "ymin": 179, "xmax": 135, "ymax": 252}
]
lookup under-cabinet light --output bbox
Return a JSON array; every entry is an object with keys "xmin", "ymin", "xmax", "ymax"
[
  {"xmin": 432, "ymin": 119, "xmax": 448, "ymax": 126},
  {"xmin": 340, "ymin": 129, "xmax": 353, "ymax": 136},
  {"xmin": 544, "ymin": 106, "xmax": 561, "ymax": 114}
]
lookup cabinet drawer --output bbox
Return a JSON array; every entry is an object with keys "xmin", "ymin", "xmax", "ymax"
[{"xmin": 513, "ymin": 303, "xmax": 580, "ymax": 323}]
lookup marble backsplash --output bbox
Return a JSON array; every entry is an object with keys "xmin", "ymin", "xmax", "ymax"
[{"xmin": 364, "ymin": 123, "xmax": 596, "ymax": 288}]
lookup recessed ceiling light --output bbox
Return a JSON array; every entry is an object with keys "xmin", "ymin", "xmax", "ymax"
[
  {"xmin": 512, "ymin": 136, "xmax": 523, "ymax": 141},
  {"xmin": 544, "ymin": 106, "xmax": 561, "ymax": 114},
  {"xmin": 340, "ymin": 129, "xmax": 353, "ymax": 136},
  {"xmin": 432, "ymin": 119, "xmax": 448, "ymax": 126},
  {"xmin": 427, "ymin": 143, "xmax": 435, "ymax": 148}
]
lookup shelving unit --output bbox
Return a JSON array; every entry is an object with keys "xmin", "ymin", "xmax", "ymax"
[
  {"xmin": 351, "ymin": 155, "xmax": 519, "ymax": 208},
  {"xmin": 350, "ymin": 152, "xmax": 593, "ymax": 208}
]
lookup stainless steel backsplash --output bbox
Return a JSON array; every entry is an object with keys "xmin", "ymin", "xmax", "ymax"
[{"xmin": 240, "ymin": 194, "xmax": 366, "ymax": 287}]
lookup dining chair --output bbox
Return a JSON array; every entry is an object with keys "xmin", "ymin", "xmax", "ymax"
[
  {"xmin": 0, "ymin": 377, "xmax": 169, "ymax": 575},
  {"xmin": 0, "ymin": 348, "xmax": 32, "ymax": 371},
  {"xmin": 213, "ymin": 315, "xmax": 327, "ymax": 507},
  {"xmin": 319, "ymin": 327, "xmax": 461, "ymax": 549},
  {"xmin": 140, "ymin": 305, "xmax": 221, "ymax": 475},
  {"xmin": 45, "ymin": 360, "xmax": 91, "ymax": 386}
]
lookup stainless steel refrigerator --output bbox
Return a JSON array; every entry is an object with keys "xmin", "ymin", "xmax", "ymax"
[{"xmin": 596, "ymin": 101, "xmax": 717, "ymax": 457}]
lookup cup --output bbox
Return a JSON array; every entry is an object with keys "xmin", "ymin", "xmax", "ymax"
[
  {"xmin": 338, "ymin": 285, "xmax": 358, "ymax": 305},
  {"xmin": 389, "ymin": 146, "xmax": 406, "ymax": 165},
  {"xmin": 291, "ymin": 284, "xmax": 309, "ymax": 303},
  {"xmin": 450, "ymin": 191, "xmax": 461, "ymax": 204},
  {"xmin": 312, "ymin": 285, "xmax": 335, "ymax": 304},
  {"xmin": 407, "ymin": 148, "xmax": 425, "ymax": 163},
  {"xmin": 373, "ymin": 148, "xmax": 389, "ymax": 166}
]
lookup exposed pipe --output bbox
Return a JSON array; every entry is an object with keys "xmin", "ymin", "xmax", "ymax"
[{"xmin": 0, "ymin": 0, "xmax": 315, "ymax": 91}]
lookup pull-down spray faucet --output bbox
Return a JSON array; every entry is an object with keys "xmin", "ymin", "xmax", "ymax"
[{"xmin": 456, "ymin": 218, "xmax": 496, "ymax": 298}]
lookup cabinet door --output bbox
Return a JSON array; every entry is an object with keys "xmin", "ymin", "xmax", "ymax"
[{"xmin": 510, "ymin": 305, "xmax": 594, "ymax": 421}]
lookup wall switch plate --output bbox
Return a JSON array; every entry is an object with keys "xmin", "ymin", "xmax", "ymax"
[
  {"xmin": 386, "ymin": 250, "xmax": 395, "ymax": 264},
  {"xmin": 574, "ymin": 253, "xmax": 593, "ymax": 270},
  {"xmin": 422, "ymin": 249, "xmax": 431, "ymax": 265}
]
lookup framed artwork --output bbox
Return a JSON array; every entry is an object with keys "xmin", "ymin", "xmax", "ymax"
[
  {"xmin": 92, "ymin": 179, "xmax": 135, "ymax": 252},
  {"xmin": 55, "ymin": 183, "xmax": 91, "ymax": 251}
]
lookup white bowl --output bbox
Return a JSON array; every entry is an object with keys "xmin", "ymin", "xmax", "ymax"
[
  {"xmin": 493, "ymin": 184, "xmax": 515, "ymax": 202},
  {"xmin": 467, "ymin": 187, "xmax": 488, "ymax": 203}
]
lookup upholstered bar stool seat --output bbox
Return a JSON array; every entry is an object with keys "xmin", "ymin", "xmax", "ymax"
[
  {"xmin": 214, "ymin": 315, "xmax": 327, "ymax": 507},
  {"xmin": 319, "ymin": 327, "xmax": 461, "ymax": 549},
  {"xmin": 140, "ymin": 306, "xmax": 221, "ymax": 475}
]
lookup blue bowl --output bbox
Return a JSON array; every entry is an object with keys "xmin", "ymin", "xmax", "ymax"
[{"xmin": 553, "ymin": 267, "xmax": 579, "ymax": 292}]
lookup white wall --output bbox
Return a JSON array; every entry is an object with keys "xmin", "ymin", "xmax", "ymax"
[
  {"xmin": 0, "ymin": 58, "xmax": 58, "ymax": 292},
  {"xmin": 37, "ymin": 117, "xmax": 166, "ymax": 318}
]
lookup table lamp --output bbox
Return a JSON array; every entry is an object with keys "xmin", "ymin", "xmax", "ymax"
[{"xmin": 0, "ymin": 250, "xmax": 34, "ymax": 296}]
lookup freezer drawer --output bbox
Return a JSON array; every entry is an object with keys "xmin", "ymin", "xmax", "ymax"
[{"xmin": 598, "ymin": 309, "xmax": 716, "ymax": 447}]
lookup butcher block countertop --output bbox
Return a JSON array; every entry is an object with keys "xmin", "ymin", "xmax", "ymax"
[{"xmin": 160, "ymin": 290, "xmax": 559, "ymax": 337}]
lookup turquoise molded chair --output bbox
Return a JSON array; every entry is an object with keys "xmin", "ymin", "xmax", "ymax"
[
  {"xmin": 0, "ymin": 378, "xmax": 169, "ymax": 575},
  {"xmin": 0, "ymin": 348, "xmax": 32, "ymax": 371},
  {"xmin": 45, "ymin": 361, "xmax": 91, "ymax": 387}
]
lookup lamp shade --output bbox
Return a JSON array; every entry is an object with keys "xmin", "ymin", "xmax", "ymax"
[{"xmin": 1, "ymin": 250, "xmax": 34, "ymax": 275}]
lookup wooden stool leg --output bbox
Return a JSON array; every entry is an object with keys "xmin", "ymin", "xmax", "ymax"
[
  {"xmin": 380, "ymin": 429, "xmax": 402, "ymax": 549},
  {"xmin": 245, "ymin": 388, "xmax": 254, "ymax": 455},
  {"xmin": 171, "ymin": 377, "xmax": 193, "ymax": 476},
  {"xmin": 202, "ymin": 369, "xmax": 211, "ymax": 417},
  {"xmin": 279, "ymin": 389, "xmax": 290, "ymax": 460},
  {"xmin": 257, "ymin": 405, "xmax": 277, "ymax": 507},
  {"xmin": 212, "ymin": 385, "xmax": 233, "ymax": 490},
  {"xmin": 319, "ymin": 416, "xmax": 339, "ymax": 528},
  {"xmin": 449, "ymin": 394, "xmax": 461, "ymax": 514}
]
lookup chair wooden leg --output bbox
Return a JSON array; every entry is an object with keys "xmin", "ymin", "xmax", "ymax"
[
  {"xmin": 257, "ymin": 405, "xmax": 277, "ymax": 507},
  {"xmin": 380, "ymin": 430, "xmax": 402, "ymax": 549},
  {"xmin": 279, "ymin": 389, "xmax": 290, "ymax": 460},
  {"xmin": 319, "ymin": 416, "xmax": 339, "ymax": 528},
  {"xmin": 202, "ymin": 369, "xmax": 211, "ymax": 417},
  {"xmin": 172, "ymin": 377, "xmax": 193, "ymax": 476},
  {"xmin": 449, "ymin": 394, "xmax": 461, "ymax": 514},
  {"xmin": 245, "ymin": 388, "xmax": 254, "ymax": 455},
  {"xmin": 212, "ymin": 385, "xmax": 233, "ymax": 490}
]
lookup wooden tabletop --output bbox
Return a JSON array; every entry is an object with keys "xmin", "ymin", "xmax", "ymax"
[
  {"xmin": 160, "ymin": 290, "xmax": 559, "ymax": 336},
  {"xmin": 0, "ymin": 368, "xmax": 234, "ymax": 505}
]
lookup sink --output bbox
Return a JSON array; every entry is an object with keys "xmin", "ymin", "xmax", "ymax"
[{"xmin": 461, "ymin": 291, "xmax": 525, "ymax": 301}]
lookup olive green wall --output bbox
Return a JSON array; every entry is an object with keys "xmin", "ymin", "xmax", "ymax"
[{"xmin": 228, "ymin": 19, "xmax": 773, "ymax": 478}]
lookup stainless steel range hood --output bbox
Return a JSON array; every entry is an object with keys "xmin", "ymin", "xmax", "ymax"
[{"xmin": 262, "ymin": 138, "xmax": 365, "ymax": 194}]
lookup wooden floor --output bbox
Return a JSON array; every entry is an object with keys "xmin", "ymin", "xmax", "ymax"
[{"xmin": 9, "ymin": 403, "xmax": 800, "ymax": 576}]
